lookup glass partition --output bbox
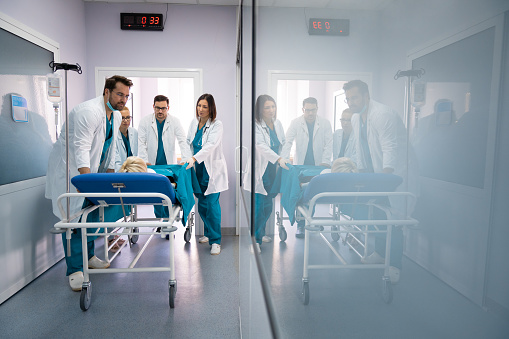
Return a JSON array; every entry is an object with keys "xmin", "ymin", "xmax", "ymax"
[{"xmin": 239, "ymin": 1, "xmax": 507, "ymax": 338}]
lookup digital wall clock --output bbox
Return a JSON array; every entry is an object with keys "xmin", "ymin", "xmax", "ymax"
[
  {"xmin": 120, "ymin": 13, "xmax": 164, "ymax": 31},
  {"xmin": 308, "ymin": 18, "xmax": 350, "ymax": 36}
]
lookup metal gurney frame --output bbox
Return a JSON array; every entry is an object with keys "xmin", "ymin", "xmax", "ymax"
[
  {"xmin": 296, "ymin": 173, "xmax": 418, "ymax": 305},
  {"xmin": 53, "ymin": 172, "xmax": 188, "ymax": 311}
]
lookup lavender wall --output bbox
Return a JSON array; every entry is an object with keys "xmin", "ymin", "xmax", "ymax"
[{"xmin": 84, "ymin": 3, "xmax": 238, "ymax": 230}]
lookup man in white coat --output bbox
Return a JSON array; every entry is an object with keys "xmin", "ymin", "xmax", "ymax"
[
  {"xmin": 45, "ymin": 75, "xmax": 133, "ymax": 291},
  {"xmin": 137, "ymin": 95, "xmax": 192, "ymax": 219},
  {"xmin": 344, "ymin": 79, "xmax": 417, "ymax": 284},
  {"xmin": 114, "ymin": 106, "xmax": 138, "ymax": 172},
  {"xmin": 280, "ymin": 97, "xmax": 333, "ymax": 238},
  {"xmin": 332, "ymin": 108, "xmax": 356, "ymax": 161},
  {"xmin": 138, "ymin": 94, "xmax": 191, "ymax": 166}
]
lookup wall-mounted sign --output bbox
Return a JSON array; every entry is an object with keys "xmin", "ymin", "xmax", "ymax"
[{"xmin": 11, "ymin": 94, "xmax": 28, "ymax": 122}]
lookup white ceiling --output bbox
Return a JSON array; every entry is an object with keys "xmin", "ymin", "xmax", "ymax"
[{"xmin": 83, "ymin": 0, "xmax": 393, "ymax": 11}]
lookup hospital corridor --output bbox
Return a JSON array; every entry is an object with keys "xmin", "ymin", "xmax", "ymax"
[{"xmin": 1, "ymin": 1, "xmax": 509, "ymax": 338}]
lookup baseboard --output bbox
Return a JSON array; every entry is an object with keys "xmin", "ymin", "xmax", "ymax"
[{"xmin": 222, "ymin": 227, "xmax": 237, "ymax": 235}]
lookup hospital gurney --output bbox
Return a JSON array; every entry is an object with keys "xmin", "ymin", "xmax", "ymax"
[
  {"xmin": 53, "ymin": 172, "xmax": 189, "ymax": 311},
  {"xmin": 296, "ymin": 173, "xmax": 418, "ymax": 305},
  {"xmin": 274, "ymin": 165, "xmax": 326, "ymax": 241}
]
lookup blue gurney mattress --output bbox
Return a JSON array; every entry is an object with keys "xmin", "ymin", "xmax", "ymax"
[
  {"xmin": 72, "ymin": 172, "xmax": 177, "ymax": 205},
  {"xmin": 301, "ymin": 173, "xmax": 403, "ymax": 204}
]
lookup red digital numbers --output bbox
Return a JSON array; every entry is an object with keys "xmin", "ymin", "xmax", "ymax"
[{"xmin": 313, "ymin": 21, "xmax": 322, "ymax": 29}]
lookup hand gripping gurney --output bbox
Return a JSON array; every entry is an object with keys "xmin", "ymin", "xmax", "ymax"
[
  {"xmin": 53, "ymin": 172, "xmax": 186, "ymax": 311},
  {"xmin": 297, "ymin": 172, "xmax": 418, "ymax": 305}
]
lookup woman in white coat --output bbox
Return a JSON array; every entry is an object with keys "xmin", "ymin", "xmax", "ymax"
[
  {"xmin": 114, "ymin": 106, "xmax": 138, "ymax": 172},
  {"xmin": 243, "ymin": 95, "xmax": 285, "ymax": 250},
  {"xmin": 186, "ymin": 94, "xmax": 228, "ymax": 255}
]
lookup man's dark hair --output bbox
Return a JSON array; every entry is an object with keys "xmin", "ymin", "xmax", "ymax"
[
  {"xmin": 154, "ymin": 95, "xmax": 169, "ymax": 105},
  {"xmin": 343, "ymin": 80, "xmax": 370, "ymax": 96},
  {"xmin": 103, "ymin": 75, "xmax": 133, "ymax": 95},
  {"xmin": 302, "ymin": 97, "xmax": 318, "ymax": 107}
]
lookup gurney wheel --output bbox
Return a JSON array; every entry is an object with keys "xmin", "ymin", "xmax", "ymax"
[
  {"xmin": 184, "ymin": 228, "xmax": 191, "ymax": 243},
  {"xmin": 278, "ymin": 227, "xmax": 287, "ymax": 242},
  {"xmin": 382, "ymin": 279, "xmax": 393, "ymax": 304},
  {"xmin": 302, "ymin": 281, "xmax": 309, "ymax": 305},
  {"xmin": 169, "ymin": 285, "xmax": 176, "ymax": 308},
  {"xmin": 80, "ymin": 283, "xmax": 92, "ymax": 311},
  {"xmin": 331, "ymin": 226, "xmax": 340, "ymax": 242},
  {"xmin": 131, "ymin": 227, "xmax": 139, "ymax": 244}
]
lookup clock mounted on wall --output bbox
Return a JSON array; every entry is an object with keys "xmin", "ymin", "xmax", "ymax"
[{"xmin": 120, "ymin": 13, "xmax": 164, "ymax": 31}]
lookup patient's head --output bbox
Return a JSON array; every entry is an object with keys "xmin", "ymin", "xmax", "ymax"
[
  {"xmin": 331, "ymin": 157, "xmax": 358, "ymax": 173},
  {"xmin": 119, "ymin": 156, "xmax": 147, "ymax": 173}
]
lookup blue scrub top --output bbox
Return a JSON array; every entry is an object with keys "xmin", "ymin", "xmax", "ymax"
[
  {"xmin": 262, "ymin": 126, "xmax": 281, "ymax": 189},
  {"xmin": 303, "ymin": 121, "xmax": 315, "ymax": 165},
  {"xmin": 360, "ymin": 118, "xmax": 374, "ymax": 172},
  {"xmin": 121, "ymin": 132, "xmax": 132, "ymax": 157},
  {"xmin": 99, "ymin": 113, "xmax": 114, "ymax": 167},
  {"xmin": 155, "ymin": 119, "xmax": 167, "ymax": 165},
  {"xmin": 193, "ymin": 124, "xmax": 209, "ymax": 187}
]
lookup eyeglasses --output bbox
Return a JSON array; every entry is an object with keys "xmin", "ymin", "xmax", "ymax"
[
  {"xmin": 344, "ymin": 96, "xmax": 361, "ymax": 104},
  {"xmin": 304, "ymin": 108, "xmax": 317, "ymax": 113},
  {"xmin": 155, "ymin": 106, "xmax": 168, "ymax": 112},
  {"xmin": 340, "ymin": 119, "xmax": 351, "ymax": 122},
  {"xmin": 121, "ymin": 116, "xmax": 131, "ymax": 120},
  {"xmin": 112, "ymin": 91, "xmax": 130, "ymax": 101}
]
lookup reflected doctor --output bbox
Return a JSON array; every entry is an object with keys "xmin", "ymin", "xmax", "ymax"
[
  {"xmin": 243, "ymin": 95, "xmax": 286, "ymax": 251},
  {"xmin": 186, "ymin": 94, "xmax": 228, "ymax": 255}
]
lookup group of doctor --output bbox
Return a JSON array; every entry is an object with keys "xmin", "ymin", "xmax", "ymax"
[
  {"xmin": 45, "ymin": 75, "xmax": 228, "ymax": 291},
  {"xmin": 247, "ymin": 80, "xmax": 414, "ymax": 283}
]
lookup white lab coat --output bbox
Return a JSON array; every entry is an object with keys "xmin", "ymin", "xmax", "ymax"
[
  {"xmin": 187, "ymin": 118, "xmax": 228, "ymax": 195},
  {"xmin": 350, "ymin": 99, "xmax": 419, "ymax": 213},
  {"xmin": 138, "ymin": 113, "xmax": 191, "ymax": 165},
  {"xmin": 243, "ymin": 119, "xmax": 285, "ymax": 195},
  {"xmin": 45, "ymin": 96, "xmax": 121, "ymax": 219},
  {"xmin": 332, "ymin": 129, "xmax": 356, "ymax": 161},
  {"xmin": 280, "ymin": 115, "xmax": 333, "ymax": 166},
  {"xmin": 114, "ymin": 126, "xmax": 138, "ymax": 172}
]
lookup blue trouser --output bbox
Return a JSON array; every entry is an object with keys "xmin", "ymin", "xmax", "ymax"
[
  {"xmin": 254, "ymin": 193, "xmax": 274, "ymax": 244},
  {"xmin": 195, "ymin": 191, "xmax": 221, "ymax": 245},
  {"xmin": 62, "ymin": 229, "xmax": 95, "ymax": 276},
  {"xmin": 154, "ymin": 205, "xmax": 169, "ymax": 219},
  {"xmin": 374, "ymin": 226, "xmax": 403, "ymax": 269},
  {"xmin": 61, "ymin": 204, "xmax": 126, "ymax": 276},
  {"xmin": 343, "ymin": 200, "xmax": 402, "ymax": 269}
]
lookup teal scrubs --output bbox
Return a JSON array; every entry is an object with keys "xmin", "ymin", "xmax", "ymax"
[
  {"xmin": 193, "ymin": 124, "xmax": 221, "ymax": 245},
  {"xmin": 154, "ymin": 119, "xmax": 169, "ymax": 218},
  {"xmin": 254, "ymin": 126, "xmax": 281, "ymax": 244},
  {"xmin": 121, "ymin": 132, "xmax": 132, "ymax": 157},
  {"xmin": 303, "ymin": 121, "xmax": 315, "ymax": 166},
  {"xmin": 63, "ymin": 113, "xmax": 115, "ymax": 276}
]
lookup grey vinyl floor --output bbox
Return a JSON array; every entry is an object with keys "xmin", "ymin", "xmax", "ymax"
[{"xmin": 1, "ymin": 205, "xmax": 509, "ymax": 339}]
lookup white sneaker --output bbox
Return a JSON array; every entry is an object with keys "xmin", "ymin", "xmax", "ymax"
[
  {"xmin": 88, "ymin": 255, "xmax": 110, "ymax": 269},
  {"xmin": 262, "ymin": 236, "xmax": 272, "ymax": 243},
  {"xmin": 210, "ymin": 243, "xmax": 221, "ymax": 255},
  {"xmin": 389, "ymin": 266, "xmax": 400, "ymax": 284},
  {"xmin": 199, "ymin": 236, "xmax": 209, "ymax": 243},
  {"xmin": 69, "ymin": 271, "xmax": 84, "ymax": 292},
  {"xmin": 361, "ymin": 252, "xmax": 385, "ymax": 264}
]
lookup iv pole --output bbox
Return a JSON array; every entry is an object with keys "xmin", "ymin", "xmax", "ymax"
[
  {"xmin": 394, "ymin": 68, "xmax": 425, "ymax": 216},
  {"xmin": 48, "ymin": 62, "xmax": 82, "ymax": 256}
]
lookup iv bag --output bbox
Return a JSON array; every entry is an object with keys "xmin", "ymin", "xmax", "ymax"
[
  {"xmin": 411, "ymin": 81, "xmax": 426, "ymax": 108},
  {"xmin": 47, "ymin": 72, "xmax": 63, "ymax": 103}
]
